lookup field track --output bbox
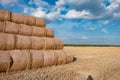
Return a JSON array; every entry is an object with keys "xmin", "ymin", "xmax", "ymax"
[{"xmin": 0, "ymin": 46, "xmax": 120, "ymax": 80}]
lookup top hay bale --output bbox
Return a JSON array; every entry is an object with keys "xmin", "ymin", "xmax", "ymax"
[
  {"xmin": 0, "ymin": 10, "xmax": 11, "ymax": 21},
  {"xmin": 0, "ymin": 9, "xmax": 46, "ymax": 27},
  {"xmin": 11, "ymin": 13, "xmax": 46, "ymax": 27}
]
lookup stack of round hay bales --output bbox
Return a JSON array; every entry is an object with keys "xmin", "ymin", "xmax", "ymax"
[
  {"xmin": 0, "ymin": 21, "xmax": 54, "ymax": 37},
  {"xmin": 0, "ymin": 9, "xmax": 74, "ymax": 73},
  {"xmin": 0, "ymin": 33, "xmax": 64, "ymax": 50}
]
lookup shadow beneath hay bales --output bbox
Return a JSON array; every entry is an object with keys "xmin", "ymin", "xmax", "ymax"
[{"xmin": 73, "ymin": 57, "xmax": 77, "ymax": 62}]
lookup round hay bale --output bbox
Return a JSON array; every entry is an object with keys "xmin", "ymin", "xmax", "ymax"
[
  {"xmin": 30, "ymin": 50, "xmax": 43, "ymax": 68},
  {"xmin": 0, "ymin": 10, "xmax": 10, "ymax": 21},
  {"xmin": 32, "ymin": 27, "xmax": 46, "ymax": 37},
  {"xmin": 54, "ymin": 39, "xmax": 64, "ymax": 50},
  {"xmin": 0, "ymin": 22, "xmax": 4, "ymax": 32},
  {"xmin": 35, "ymin": 17, "xmax": 46, "ymax": 27},
  {"xmin": 5, "ymin": 21, "xmax": 20, "ymax": 34},
  {"xmin": 0, "ymin": 51, "xmax": 11, "ymax": 72},
  {"xmin": 63, "ymin": 50, "xmax": 74, "ymax": 63},
  {"xmin": 0, "ymin": 33, "xmax": 5, "ymax": 50},
  {"xmin": 52, "ymin": 50, "xmax": 58, "ymax": 65},
  {"xmin": 24, "ymin": 15, "xmax": 35, "ymax": 26},
  {"xmin": 20, "ymin": 24, "xmax": 32, "ymax": 36},
  {"xmin": 47, "ymin": 50, "xmax": 57, "ymax": 65},
  {"xmin": 54, "ymin": 50, "xmax": 66, "ymax": 65},
  {"xmin": 43, "ymin": 50, "xmax": 56, "ymax": 67},
  {"xmin": 6, "ymin": 34, "xmax": 15, "ymax": 50},
  {"xmin": 46, "ymin": 28, "xmax": 54, "ymax": 37},
  {"xmin": 31, "ymin": 37, "xmax": 45, "ymax": 50},
  {"xmin": 9, "ymin": 50, "xmax": 30, "ymax": 71},
  {"xmin": 11, "ymin": 13, "xmax": 25, "ymax": 24},
  {"xmin": 0, "ymin": 33, "xmax": 15, "ymax": 50},
  {"xmin": 44, "ymin": 37, "xmax": 55, "ymax": 50},
  {"xmin": 21, "ymin": 50, "xmax": 31, "ymax": 70},
  {"xmin": 16, "ymin": 35, "xmax": 31, "ymax": 49}
]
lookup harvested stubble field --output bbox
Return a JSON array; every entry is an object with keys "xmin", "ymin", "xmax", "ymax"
[{"xmin": 0, "ymin": 46, "xmax": 120, "ymax": 80}]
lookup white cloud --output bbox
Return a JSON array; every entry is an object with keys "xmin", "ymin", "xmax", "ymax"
[
  {"xmin": 31, "ymin": 7, "xmax": 46, "ymax": 18},
  {"xmin": 23, "ymin": 0, "xmax": 60, "ymax": 22},
  {"xmin": 80, "ymin": 36, "xmax": 88, "ymax": 40},
  {"xmin": 103, "ymin": 36, "xmax": 108, "ymax": 39},
  {"xmin": 46, "ymin": 11, "xmax": 60, "ymax": 21},
  {"xmin": 21, "ymin": 0, "xmax": 120, "ymax": 22},
  {"xmin": 55, "ymin": 0, "xmax": 120, "ymax": 21},
  {"xmin": 88, "ymin": 27, "xmax": 97, "ymax": 31},
  {"xmin": 106, "ymin": 2, "xmax": 119, "ymax": 12},
  {"xmin": 31, "ymin": 7, "xmax": 60, "ymax": 22},
  {"xmin": 101, "ymin": 28, "xmax": 108, "ymax": 33},
  {"xmin": 0, "ymin": 0, "xmax": 17, "ymax": 6},
  {"xmin": 62, "ymin": 10, "xmax": 91, "ymax": 19},
  {"xmin": 103, "ymin": 20, "xmax": 109, "ymax": 24},
  {"xmin": 28, "ymin": 0, "xmax": 48, "ymax": 6},
  {"xmin": 56, "ymin": 0, "xmax": 65, "ymax": 6},
  {"xmin": 23, "ymin": 7, "xmax": 29, "ymax": 13}
]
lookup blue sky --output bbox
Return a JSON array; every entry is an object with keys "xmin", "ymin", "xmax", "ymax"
[{"xmin": 0, "ymin": 0, "xmax": 120, "ymax": 45}]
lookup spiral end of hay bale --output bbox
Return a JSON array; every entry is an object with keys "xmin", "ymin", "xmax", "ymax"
[
  {"xmin": 46, "ymin": 28, "xmax": 54, "ymax": 38},
  {"xmin": 54, "ymin": 39, "xmax": 64, "ymax": 50},
  {"xmin": 54, "ymin": 50, "xmax": 66, "ymax": 65},
  {"xmin": 63, "ymin": 50, "xmax": 74, "ymax": 63}
]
